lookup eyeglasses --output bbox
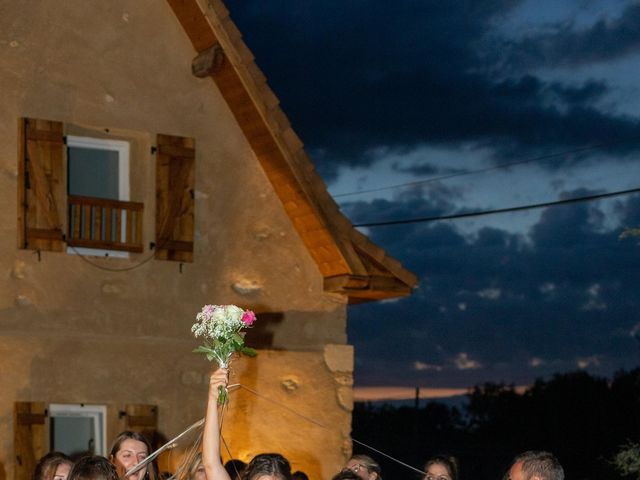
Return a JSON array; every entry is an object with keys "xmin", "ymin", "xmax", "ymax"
[{"xmin": 343, "ymin": 464, "xmax": 367, "ymax": 474}]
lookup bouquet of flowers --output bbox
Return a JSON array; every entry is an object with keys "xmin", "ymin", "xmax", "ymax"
[{"xmin": 191, "ymin": 304, "xmax": 257, "ymax": 404}]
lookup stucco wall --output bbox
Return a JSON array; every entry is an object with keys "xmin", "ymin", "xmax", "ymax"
[{"xmin": 0, "ymin": 1, "xmax": 352, "ymax": 479}]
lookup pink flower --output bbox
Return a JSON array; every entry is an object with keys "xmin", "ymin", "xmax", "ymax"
[
  {"xmin": 242, "ymin": 310, "xmax": 256, "ymax": 326},
  {"xmin": 202, "ymin": 304, "xmax": 215, "ymax": 314}
]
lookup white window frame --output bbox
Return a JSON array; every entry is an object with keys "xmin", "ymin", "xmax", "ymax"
[
  {"xmin": 49, "ymin": 403, "xmax": 108, "ymax": 456},
  {"xmin": 65, "ymin": 135, "xmax": 130, "ymax": 258}
]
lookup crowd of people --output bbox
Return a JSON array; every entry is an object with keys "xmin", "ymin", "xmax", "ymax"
[{"xmin": 32, "ymin": 369, "xmax": 565, "ymax": 480}]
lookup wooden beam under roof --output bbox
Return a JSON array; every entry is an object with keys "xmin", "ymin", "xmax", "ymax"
[{"xmin": 166, "ymin": 0, "xmax": 418, "ymax": 300}]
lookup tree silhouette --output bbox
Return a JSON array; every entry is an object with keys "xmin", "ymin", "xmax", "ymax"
[{"xmin": 352, "ymin": 369, "xmax": 640, "ymax": 480}]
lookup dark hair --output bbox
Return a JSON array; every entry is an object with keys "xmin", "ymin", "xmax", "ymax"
[
  {"xmin": 424, "ymin": 455, "xmax": 458, "ymax": 480},
  {"xmin": 348, "ymin": 455, "xmax": 382, "ymax": 480},
  {"xmin": 225, "ymin": 459, "xmax": 247, "ymax": 480},
  {"xmin": 68, "ymin": 456, "xmax": 118, "ymax": 480},
  {"xmin": 33, "ymin": 452, "xmax": 74, "ymax": 480},
  {"xmin": 513, "ymin": 451, "xmax": 564, "ymax": 480},
  {"xmin": 291, "ymin": 471, "xmax": 309, "ymax": 480},
  {"xmin": 241, "ymin": 453, "xmax": 291, "ymax": 480},
  {"xmin": 333, "ymin": 471, "xmax": 360, "ymax": 480},
  {"xmin": 108, "ymin": 431, "xmax": 157, "ymax": 480}
]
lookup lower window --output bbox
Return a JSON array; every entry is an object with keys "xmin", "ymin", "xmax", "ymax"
[{"xmin": 49, "ymin": 403, "xmax": 107, "ymax": 457}]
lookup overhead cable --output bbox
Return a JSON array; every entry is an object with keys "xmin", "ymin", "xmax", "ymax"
[
  {"xmin": 333, "ymin": 138, "xmax": 640, "ymax": 199},
  {"xmin": 353, "ymin": 186, "xmax": 640, "ymax": 227}
]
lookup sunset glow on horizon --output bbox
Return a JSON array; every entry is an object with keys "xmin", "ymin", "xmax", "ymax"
[{"xmin": 353, "ymin": 385, "xmax": 529, "ymax": 401}]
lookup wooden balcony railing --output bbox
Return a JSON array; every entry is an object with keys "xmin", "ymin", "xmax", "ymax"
[{"xmin": 67, "ymin": 195, "xmax": 144, "ymax": 253}]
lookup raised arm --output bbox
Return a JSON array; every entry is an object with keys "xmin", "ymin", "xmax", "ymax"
[{"xmin": 202, "ymin": 368, "xmax": 232, "ymax": 480}]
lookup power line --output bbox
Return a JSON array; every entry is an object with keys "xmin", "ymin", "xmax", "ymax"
[
  {"xmin": 353, "ymin": 186, "xmax": 640, "ymax": 227},
  {"xmin": 333, "ymin": 138, "xmax": 640, "ymax": 199},
  {"xmin": 68, "ymin": 243, "xmax": 159, "ymax": 272}
]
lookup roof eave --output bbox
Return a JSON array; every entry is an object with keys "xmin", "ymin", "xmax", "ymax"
[{"xmin": 166, "ymin": 0, "xmax": 419, "ymax": 302}]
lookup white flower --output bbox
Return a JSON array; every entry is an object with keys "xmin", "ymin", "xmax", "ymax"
[{"xmin": 192, "ymin": 305, "xmax": 249, "ymax": 339}]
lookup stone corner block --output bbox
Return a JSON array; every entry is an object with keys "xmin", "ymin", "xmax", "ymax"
[{"xmin": 324, "ymin": 344, "xmax": 354, "ymax": 373}]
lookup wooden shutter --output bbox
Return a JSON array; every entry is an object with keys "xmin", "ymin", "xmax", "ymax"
[
  {"xmin": 155, "ymin": 134, "xmax": 195, "ymax": 262},
  {"xmin": 119, "ymin": 404, "xmax": 159, "ymax": 448},
  {"xmin": 14, "ymin": 402, "xmax": 47, "ymax": 480},
  {"xmin": 18, "ymin": 118, "xmax": 66, "ymax": 251}
]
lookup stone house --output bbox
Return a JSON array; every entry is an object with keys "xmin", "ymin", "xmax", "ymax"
[{"xmin": 0, "ymin": 1, "xmax": 416, "ymax": 479}]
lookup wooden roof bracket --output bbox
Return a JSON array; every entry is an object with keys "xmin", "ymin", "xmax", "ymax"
[{"xmin": 192, "ymin": 42, "xmax": 226, "ymax": 78}]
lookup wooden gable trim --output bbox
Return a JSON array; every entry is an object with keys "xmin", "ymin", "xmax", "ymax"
[
  {"xmin": 324, "ymin": 237, "xmax": 417, "ymax": 301},
  {"xmin": 324, "ymin": 274, "xmax": 414, "ymax": 303},
  {"xmin": 167, "ymin": 0, "xmax": 418, "ymax": 297},
  {"xmin": 351, "ymin": 229, "xmax": 418, "ymax": 287},
  {"xmin": 168, "ymin": 0, "xmax": 356, "ymax": 279}
]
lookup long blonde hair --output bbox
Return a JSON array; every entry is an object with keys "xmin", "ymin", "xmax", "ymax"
[{"xmin": 173, "ymin": 432, "xmax": 204, "ymax": 480}]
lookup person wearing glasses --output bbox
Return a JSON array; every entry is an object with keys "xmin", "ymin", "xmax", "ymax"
[
  {"xmin": 342, "ymin": 455, "xmax": 381, "ymax": 480},
  {"xmin": 506, "ymin": 451, "xmax": 564, "ymax": 480},
  {"xmin": 423, "ymin": 455, "xmax": 458, "ymax": 480},
  {"xmin": 332, "ymin": 471, "xmax": 360, "ymax": 480}
]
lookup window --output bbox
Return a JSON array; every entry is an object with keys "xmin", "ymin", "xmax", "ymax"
[
  {"xmin": 13, "ymin": 400, "xmax": 158, "ymax": 480},
  {"xmin": 19, "ymin": 117, "xmax": 196, "ymax": 262},
  {"xmin": 49, "ymin": 403, "xmax": 107, "ymax": 457},
  {"xmin": 66, "ymin": 136, "xmax": 130, "ymax": 258},
  {"xmin": 67, "ymin": 136, "xmax": 129, "ymax": 202}
]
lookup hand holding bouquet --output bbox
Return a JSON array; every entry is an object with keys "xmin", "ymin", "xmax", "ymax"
[{"xmin": 192, "ymin": 304, "xmax": 257, "ymax": 404}]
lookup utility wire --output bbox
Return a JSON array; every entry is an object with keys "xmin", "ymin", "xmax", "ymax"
[
  {"xmin": 353, "ymin": 186, "xmax": 640, "ymax": 227},
  {"xmin": 237, "ymin": 384, "xmax": 426, "ymax": 475},
  {"xmin": 333, "ymin": 138, "xmax": 640, "ymax": 199},
  {"xmin": 68, "ymin": 243, "xmax": 159, "ymax": 272}
]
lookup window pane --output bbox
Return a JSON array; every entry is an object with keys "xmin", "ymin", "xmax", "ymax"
[
  {"xmin": 50, "ymin": 416, "xmax": 96, "ymax": 457},
  {"xmin": 68, "ymin": 147, "xmax": 119, "ymax": 199}
]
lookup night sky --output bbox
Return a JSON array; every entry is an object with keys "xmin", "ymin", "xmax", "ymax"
[{"xmin": 222, "ymin": 0, "xmax": 640, "ymax": 397}]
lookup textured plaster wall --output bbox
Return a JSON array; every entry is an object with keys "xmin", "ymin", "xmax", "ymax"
[
  {"xmin": 0, "ymin": 1, "xmax": 352, "ymax": 479},
  {"xmin": 169, "ymin": 347, "xmax": 354, "ymax": 480}
]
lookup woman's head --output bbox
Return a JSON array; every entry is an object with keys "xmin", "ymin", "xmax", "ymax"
[
  {"xmin": 333, "ymin": 471, "xmax": 361, "ymax": 480},
  {"xmin": 423, "ymin": 456, "xmax": 458, "ymax": 480},
  {"xmin": 109, "ymin": 431, "xmax": 154, "ymax": 480},
  {"xmin": 225, "ymin": 459, "xmax": 247, "ymax": 480},
  {"xmin": 68, "ymin": 456, "xmax": 118, "ymax": 480},
  {"xmin": 33, "ymin": 452, "xmax": 73, "ymax": 480},
  {"xmin": 343, "ymin": 455, "xmax": 381, "ymax": 480},
  {"xmin": 188, "ymin": 453, "xmax": 207, "ymax": 480},
  {"xmin": 241, "ymin": 453, "xmax": 291, "ymax": 480},
  {"xmin": 173, "ymin": 439, "xmax": 207, "ymax": 480},
  {"xmin": 174, "ymin": 450, "xmax": 206, "ymax": 480}
]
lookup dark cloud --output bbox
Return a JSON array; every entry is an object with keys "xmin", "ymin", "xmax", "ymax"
[
  {"xmin": 391, "ymin": 160, "xmax": 464, "ymax": 177},
  {"xmin": 224, "ymin": 0, "xmax": 640, "ymax": 180},
  {"xmin": 505, "ymin": 2, "xmax": 640, "ymax": 69},
  {"xmin": 221, "ymin": 1, "xmax": 640, "ymax": 389},
  {"xmin": 616, "ymin": 192, "xmax": 640, "ymax": 226},
  {"xmin": 548, "ymin": 80, "xmax": 608, "ymax": 106},
  {"xmin": 342, "ymin": 182, "xmax": 464, "ymax": 226},
  {"xmin": 343, "ymin": 191, "xmax": 640, "ymax": 387}
]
